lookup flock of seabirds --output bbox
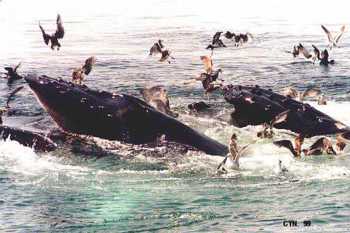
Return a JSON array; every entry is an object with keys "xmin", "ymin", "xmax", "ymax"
[{"xmin": 1, "ymin": 14, "xmax": 349, "ymax": 173}]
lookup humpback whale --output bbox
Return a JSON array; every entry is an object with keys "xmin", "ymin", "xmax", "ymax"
[
  {"xmin": 0, "ymin": 125, "xmax": 57, "ymax": 152},
  {"xmin": 25, "ymin": 75, "xmax": 228, "ymax": 156},
  {"xmin": 223, "ymin": 85, "xmax": 350, "ymax": 138}
]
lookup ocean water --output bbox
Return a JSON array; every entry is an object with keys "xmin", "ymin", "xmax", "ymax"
[{"xmin": 1, "ymin": 0, "xmax": 350, "ymax": 232}]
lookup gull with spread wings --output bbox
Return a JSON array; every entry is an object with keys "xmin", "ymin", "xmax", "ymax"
[
  {"xmin": 321, "ymin": 25, "xmax": 346, "ymax": 49},
  {"xmin": 39, "ymin": 14, "xmax": 65, "ymax": 50}
]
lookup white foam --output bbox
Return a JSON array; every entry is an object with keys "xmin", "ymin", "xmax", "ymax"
[{"xmin": 0, "ymin": 138, "xmax": 89, "ymax": 177}]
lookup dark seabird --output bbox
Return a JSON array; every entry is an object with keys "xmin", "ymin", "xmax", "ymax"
[
  {"xmin": 2, "ymin": 63, "xmax": 23, "ymax": 84},
  {"xmin": 149, "ymin": 40, "xmax": 164, "ymax": 56},
  {"xmin": 321, "ymin": 25, "xmax": 346, "ymax": 49},
  {"xmin": 233, "ymin": 33, "xmax": 253, "ymax": 47},
  {"xmin": 224, "ymin": 31, "xmax": 236, "ymax": 39},
  {"xmin": 312, "ymin": 44, "xmax": 321, "ymax": 61},
  {"xmin": 149, "ymin": 40, "xmax": 174, "ymax": 63},
  {"xmin": 188, "ymin": 101, "xmax": 210, "ymax": 113},
  {"xmin": 311, "ymin": 45, "xmax": 335, "ymax": 65},
  {"xmin": 319, "ymin": 49, "xmax": 335, "ymax": 66},
  {"xmin": 212, "ymin": 31, "xmax": 223, "ymax": 44},
  {"xmin": 39, "ymin": 14, "xmax": 65, "ymax": 50},
  {"xmin": 140, "ymin": 86, "xmax": 178, "ymax": 118},
  {"xmin": 206, "ymin": 32, "xmax": 226, "ymax": 54},
  {"xmin": 286, "ymin": 45, "xmax": 300, "ymax": 57},
  {"xmin": 298, "ymin": 43, "xmax": 313, "ymax": 59},
  {"xmin": 274, "ymin": 136, "xmax": 336, "ymax": 157},
  {"xmin": 196, "ymin": 69, "xmax": 223, "ymax": 99},
  {"xmin": 72, "ymin": 56, "xmax": 96, "ymax": 85},
  {"xmin": 217, "ymin": 133, "xmax": 251, "ymax": 171},
  {"xmin": 302, "ymin": 137, "xmax": 336, "ymax": 156}
]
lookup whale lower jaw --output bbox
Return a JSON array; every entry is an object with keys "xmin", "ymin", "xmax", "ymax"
[{"xmin": 25, "ymin": 75, "xmax": 228, "ymax": 156}]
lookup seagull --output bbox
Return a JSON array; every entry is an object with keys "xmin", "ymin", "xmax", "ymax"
[
  {"xmin": 149, "ymin": 40, "xmax": 164, "ymax": 56},
  {"xmin": 282, "ymin": 87, "xmax": 321, "ymax": 102},
  {"xmin": 321, "ymin": 25, "xmax": 346, "ymax": 49},
  {"xmin": 319, "ymin": 49, "xmax": 335, "ymax": 66},
  {"xmin": 274, "ymin": 136, "xmax": 336, "ymax": 157},
  {"xmin": 2, "ymin": 62, "xmax": 23, "ymax": 84},
  {"xmin": 206, "ymin": 32, "xmax": 226, "ymax": 55},
  {"xmin": 200, "ymin": 55, "xmax": 213, "ymax": 74},
  {"xmin": 72, "ymin": 56, "xmax": 96, "ymax": 85},
  {"xmin": 39, "ymin": 14, "xmax": 65, "ymax": 50},
  {"xmin": 278, "ymin": 160, "xmax": 288, "ymax": 174},
  {"xmin": 224, "ymin": 31, "xmax": 236, "ymax": 40},
  {"xmin": 149, "ymin": 40, "xmax": 174, "ymax": 63},
  {"xmin": 217, "ymin": 133, "xmax": 252, "ymax": 172},
  {"xmin": 140, "ymin": 86, "xmax": 178, "ymax": 118},
  {"xmin": 317, "ymin": 94, "xmax": 327, "ymax": 105},
  {"xmin": 311, "ymin": 45, "xmax": 335, "ymax": 66}
]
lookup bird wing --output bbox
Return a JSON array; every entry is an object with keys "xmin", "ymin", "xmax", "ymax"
[
  {"xmin": 246, "ymin": 32, "xmax": 254, "ymax": 40},
  {"xmin": 54, "ymin": 14, "xmax": 65, "ymax": 39},
  {"xmin": 212, "ymin": 32, "xmax": 221, "ymax": 44},
  {"xmin": 39, "ymin": 23, "xmax": 51, "ymax": 45},
  {"xmin": 82, "ymin": 56, "xmax": 96, "ymax": 75},
  {"xmin": 271, "ymin": 110, "xmax": 290, "ymax": 127},
  {"xmin": 301, "ymin": 87, "xmax": 321, "ymax": 100},
  {"xmin": 4, "ymin": 67, "xmax": 13, "ymax": 73},
  {"xmin": 273, "ymin": 140, "xmax": 298, "ymax": 157},
  {"xmin": 159, "ymin": 50, "xmax": 170, "ymax": 62},
  {"xmin": 200, "ymin": 56, "xmax": 213, "ymax": 73},
  {"xmin": 238, "ymin": 141, "xmax": 256, "ymax": 158},
  {"xmin": 321, "ymin": 25, "xmax": 334, "ymax": 43},
  {"xmin": 6, "ymin": 86, "xmax": 24, "ymax": 108},
  {"xmin": 335, "ymin": 25, "xmax": 346, "ymax": 43},
  {"xmin": 298, "ymin": 44, "xmax": 312, "ymax": 59},
  {"xmin": 312, "ymin": 44, "xmax": 320, "ymax": 59},
  {"xmin": 282, "ymin": 87, "xmax": 298, "ymax": 98},
  {"xmin": 150, "ymin": 42, "xmax": 162, "ymax": 55},
  {"xmin": 308, "ymin": 137, "xmax": 332, "ymax": 151},
  {"xmin": 14, "ymin": 62, "xmax": 21, "ymax": 73}
]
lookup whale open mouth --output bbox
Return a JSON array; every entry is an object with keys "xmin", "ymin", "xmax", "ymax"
[{"xmin": 25, "ymin": 75, "xmax": 228, "ymax": 156}]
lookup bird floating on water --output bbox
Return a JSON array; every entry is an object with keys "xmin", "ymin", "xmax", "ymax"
[{"xmin": 2, "ymin": 62, "xmax": 23, "ymax": 84}]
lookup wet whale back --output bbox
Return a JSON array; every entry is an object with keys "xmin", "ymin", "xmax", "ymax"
[{"xmin": 224, "ymin": 85, "xmax": 350, "ymax": 137}]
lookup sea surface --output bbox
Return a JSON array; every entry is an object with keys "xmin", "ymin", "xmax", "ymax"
[{"xmin": 1, "ymin": 0, "xmax": 350, "ymax": 232}]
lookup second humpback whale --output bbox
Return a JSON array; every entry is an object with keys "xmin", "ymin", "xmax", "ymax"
[
  {"xmin": 223, "ymin": 84, "xmax": 350, "ymax": 138},
  {"xmin": 25, "ymin": 75, "xmax": 228, "ymax": 156}
]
